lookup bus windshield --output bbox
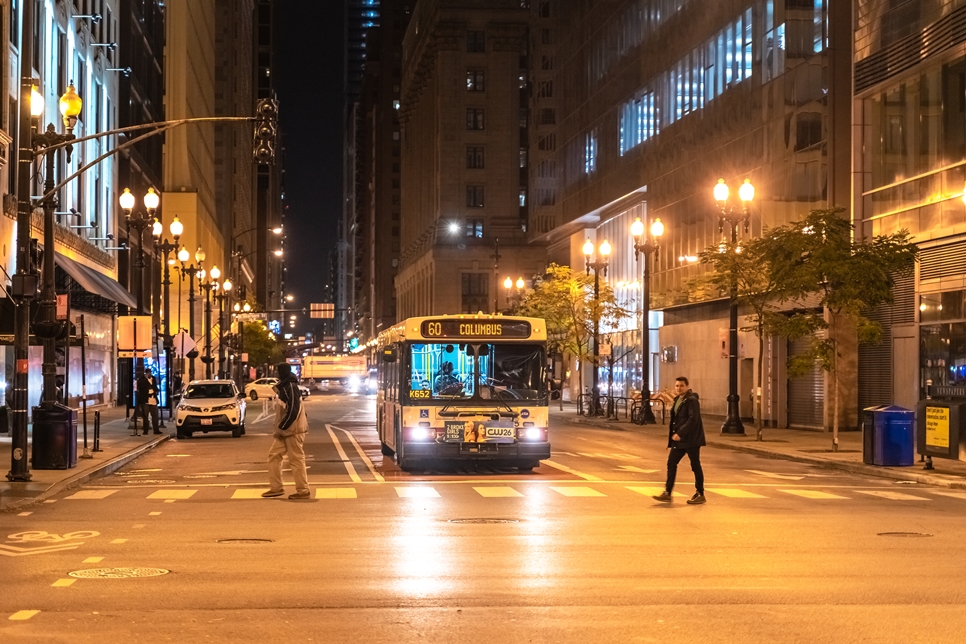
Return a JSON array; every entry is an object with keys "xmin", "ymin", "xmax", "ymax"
[{"xmin": 408, "ymin": 343, "xmax": 545, "ymax": 401}]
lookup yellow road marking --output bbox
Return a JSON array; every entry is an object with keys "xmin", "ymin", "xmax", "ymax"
[
  {"xmin": 394, "ymin": 487, "xmax": 440, "ymax": 498},
  {"xmin": 110, "ymin": 539, "xmax": 128, "ymax": 544},
  {"xmin": 148, "ymin": 490, "xmax": 197, "ymax": 500},
  {"xmin": 626, "ymin": 487, "xmax": 687, "ymax": 498},
  {"xmin": 163, "ymin": 499, "xmax": 177, "ymax": 503},
  {"xmin": 541, "ymin": 459, "xmax": 603, "ymax": 481},
  {"xmin": 149, "ymin": 512, "xmax": 162, "ymax": 516},
  {"xmin": 66, "ymin": 490, "xmax": 117, "ymax": 500},
  {"xmin": 856, "ymin": 490, "xmax": 930, "ymax": 501},
  {"xmin": 231, "ymin": 489, "xmax": 274, "ymax": 499},
  {"xmin": 51, "ymin": 579, "xmax": 75, "ymax": 587},
  {"xmin": 83, "ymin": 557, "xmax": 103, "ymax": 563},
  {"xmin": 616, "ymin": 465, "xmax": 659, "ymax": 473},
  {"xmin": 325, "ymin": 424, "xmax": 362, "ymax": 483},
  {"xmin": 132, "ymin": 524, "xmax": 146, "ymax": 529},
  {"xmin": 17, "ymin": 512, "xmax": 32, "ymax": 516},
  {"xmin": 9, "ymin": 610, "xmax": 40, "ymax": 620},
  {"xmin": 314, "ymin": 488, "xmax": 357, "ymax": 499},
  {"xmin": 474, "ymin": 486, "xmax": 523, "ymax": 497},
  {"xmin": 43, "ymin": 500, "xmax": 56, "ymax": 503},
  {"xmin": 550, "ymin": 486, "xmax": 606, "ymax": 497},
  {"xmin": 707, "ymin": 488, "xmax": 768, "ymax": 499},
  {"xmin": 780, "ymin": 489, "xmax": 849, "ymax": 499}
]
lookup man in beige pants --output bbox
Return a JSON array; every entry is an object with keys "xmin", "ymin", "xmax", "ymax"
[{"xmin": 262, "ymin": 363, "xmax": 310, "ymax": 499}]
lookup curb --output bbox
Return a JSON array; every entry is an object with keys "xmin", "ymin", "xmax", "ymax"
[
  {"xmin": 561, "ymin": 414, "xmax": 966, "ymax": 491},
  {"xmin": 1, "ymin": 434, "xmax": 172, "ymax": 513}
]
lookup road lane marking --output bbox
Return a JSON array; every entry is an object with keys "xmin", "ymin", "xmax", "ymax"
[
  {"xmin": 931, "ymin": 491, "xmax": 966, "ymax": 500},
  {"xmin": 325, "ymin": 424, "xmax": 362, "ymax": 483},
  {"xmin": 147, "ymin": 490, "xmax": 197, "ymax": 500},
  {"xmin": 17, "ymin": 512, "xmax": 32, "ymax": 516},
  {"xmin": 746, "ymin": 470, "xmax": 804, "ymax": 481},
  {"xmin": 149, "ymin": 512, "xmax": 162, "ymax": 516},
  {"xmin": 315, "ymin": 488, "xmax": 357, "ymax": 499},
  {"xmin": 541, "ymin": 459, "xmax": 603, "ymax": 481},
  {"xmin": 780, "ymin": 489, "xmax": 849, "ymax": 499},
  {"xmin": 231, "ymin": 489, "xmax": 275, "ymax": 499},
  {"xmin": 51, "ymin": 579, "xmax": 75, "ymax": 587},
  {"xmin": 474, "ymin": 487, "xmax": 523, "ymax": 497},
  {"xmin": 43, "ymin": 500, "xmax": 56, "ymax": 503},
  {"xmin": 626, "ymin": 487, "xmax": 687, "ymax": 498},
  {"xmin": 8, "ymin": 610, "xmax": 40, "ymax": 620},
  {"xmin": 110, "ymin": 539, "xmax": 128, "ymax": 544},
  {"xmin": 616, "ymin": 465, "xmax": 659, "ymax": 473},
  {"xmin": 706, "ymin": 488, "xmax": 768, "ymax": 499},
  {"xmin": 855, "ymin": 490, "xmax": 931, "ymax": 501},
  {"xmin": 550, "ymin": 486, "xmax": 606, "ymax": 497},
  {"xmin": 66, "ymin": 490, "xmax": 117, "ymax": 500},
  {"xmin": 163, "ymin": 499, "xmax": 177, "ymax": 503},
  {"xmin": 132, "ymin": 524, "xmax": 145, "ymax": 529},
  {"xmin": 394, "ymin": 487, "xmax": 440, "ymax": 498},
  {"xmin": 331, "ymin": 425, "xmax": 386, "ymax": 482},
  {"xmin": 83, "ymin": 557, "xmax": 103, "ymax": 563},
  {"xmin": 553, "ymin": 451, "xmax": 581, "ymax": 457},
  {"xmin": 611, "ymin": 453, "xmax": 642, "ymax": 460}
]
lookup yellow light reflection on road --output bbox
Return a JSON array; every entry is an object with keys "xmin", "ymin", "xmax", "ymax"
[
  {"xmin": 390, "ymin": 512, "xmax": 451, "ymax": 597},
  {"xmin": 517, "ymin": 485, "xmax": 555, "ymax": 589}
]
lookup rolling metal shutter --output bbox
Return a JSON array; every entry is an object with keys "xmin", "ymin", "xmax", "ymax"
[
  {"xmin": 787, "ymin": 336, "xmax": 824, "ymax": 429},
  {"xmin": 858, "ymin": 272, "xmax": 915, "ymax": 411}
]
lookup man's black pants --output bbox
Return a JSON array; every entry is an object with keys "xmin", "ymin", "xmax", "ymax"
[
  {"xmin": 665, "ymin": 446, "xmax": 704, "ymax": 493},
  {"xmin": 135, "ymin": 403, "xmax": 159, "ymax": 433}
]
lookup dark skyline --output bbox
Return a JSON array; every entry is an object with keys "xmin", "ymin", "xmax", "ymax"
[{"xmin": 275, "ymin": 0, "xmax": 346, "ymax": 334}]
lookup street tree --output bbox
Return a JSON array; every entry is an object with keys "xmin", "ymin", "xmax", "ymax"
[
  {"xmin": 761, "ymin": 208, "xmax": 918, "ymax": 450},
  {"xmin": 242, "ymin": 320, "xmax": 284, "ymax": 370},
  {"xmin": 513, "ymin": 263, "xmax": 630, "ymax": 395}
]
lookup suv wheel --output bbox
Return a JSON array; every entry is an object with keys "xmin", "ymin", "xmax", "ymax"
[{"xmin": 249, "ymin": 390, "xmax": 259, "ymax": 401}]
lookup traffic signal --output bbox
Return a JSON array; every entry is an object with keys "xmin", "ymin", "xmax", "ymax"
[
  {"xmin": 253, "ymin": 98, "xmax": 279, "ymax": 165},
  {"xmin": 349, "ymin": 337, "xmax": 359, "ymax": 350}
]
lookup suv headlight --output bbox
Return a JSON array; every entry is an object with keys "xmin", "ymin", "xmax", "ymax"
[{"xmin": 211, "ymin": 403, "xmax": 237, "ymax": 412}]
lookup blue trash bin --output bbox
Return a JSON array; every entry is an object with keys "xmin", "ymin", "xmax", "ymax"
[{"xmin": 873, "ymin": 405, "xmax": 915, "ymax": 467}]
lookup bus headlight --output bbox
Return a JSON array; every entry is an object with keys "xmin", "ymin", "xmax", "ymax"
[
  {"xmin": 410, "ymin": 426, "xmax": 431, "ymax": 441},
  {"xmin": 524, "ymin": 427, "xmax": 543, "ymax": 441}
]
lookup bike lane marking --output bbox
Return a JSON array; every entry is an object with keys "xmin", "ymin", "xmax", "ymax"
[
  {"xmin": 325, "ymin": 424, "xmax": 362, "ymax": 483},
  {"xmin": 331, "ymin": 424, "xmax": 386, "ymax": 482}
]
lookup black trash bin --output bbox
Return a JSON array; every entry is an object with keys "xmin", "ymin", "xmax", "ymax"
[
  {"xmin": 862, "ymin": 405, "xmax": 886, "ymax": 465},
  {"xmin": 31, "ymin": 402, "xmax": 77, "ymax": 469}
]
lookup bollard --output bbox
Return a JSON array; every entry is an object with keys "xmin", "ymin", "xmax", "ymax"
[{"xmin": 92, "ymin": 410, "xmax": 103, "ymax": 452}]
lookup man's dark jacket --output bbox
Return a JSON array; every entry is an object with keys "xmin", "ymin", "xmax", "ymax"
[
  {"xmin": 274, "ymin": 373, "xmax": 302, "ymax": 431},
  {"xmin": 667, "ymin": 390, "xmax": 706, "ymax": 449},
  {"xmin": 137, "ymin": 374, "xmax": 158, "ymax": 406}
]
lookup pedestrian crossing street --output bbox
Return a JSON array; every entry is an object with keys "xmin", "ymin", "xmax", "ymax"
[{"xmin": 61, "ymin": 485, "xmax": 966, "ymax": 503}]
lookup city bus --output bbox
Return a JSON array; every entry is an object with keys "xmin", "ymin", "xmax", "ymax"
[{"xmin": 376, "ymin": 314, "xmax": 551, "ymax": 471}]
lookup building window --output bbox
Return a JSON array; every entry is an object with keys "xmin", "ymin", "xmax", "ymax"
[
  {"xmin": 466, "ymin": 146, "xmax": 485, "ymax": 169},
  {"xmin": 466, "ymin": 185, "xmax": 485, "ymax": 207},
  {"xmin": 464, "ymin": 219, "xmax": 484, "ymax": 238},
  {"xmin": 540, "ymin": 107, "xmax": 556, "ymax": 125},
  {"xmin": 466, "ymin": 108, "xmax": 485, "ymax": 130},
  {"xmin": 541, "ymin": 28, "xmax": 552, "ymax": 45},
  {"xmin": 466, "ymin": 70, "xmax": 485, "ymax": 92},
  {"xmin": 537, "ymin": 81, "xmax": 553, "ymax": 98},
  {"xmin": 538, "ymin": 133, "xmax": 556, "ymax": 151},
  {"xmin": 583, "ymin": 129, "xmax": 598, "ymax": 174},
  {"xmin": 519, "ymin": 189, "xmax": 527, "ymax": 207},
  {"xmin": 541, "ymin": 55, "xmax": 554, "ymax": 71},
  {"xmin": 467, "ymin": 30, "xmax": 485, "ymax": 53},
  {"xmin": 461, "ymin": 273, "xmax": 489, "ymax": 313},
  {"xmin": 539, "ymin": 1, "xmax": 551, "ymax": 18}
]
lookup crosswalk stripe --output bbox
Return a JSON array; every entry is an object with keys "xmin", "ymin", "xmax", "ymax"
[
  {"xmin": 147, "ymin": 490, "xmax": 197, "ymax": 500},
  {"xmin": 315, "ymin": 488, "xmax": 357, "ymax": 499},
  {"xmin": 51, "ymin": 579, "xmax": 75, "ymax": 588},
  {"xmin": 550, "ymin": 486, "xmax": 606, "ymax": 497},
  {"xmin": 706, "ymin": 488, "xmax": 768, "ymax": 499},
  {"xmin": 66, "ymin": 490, "xmax": 117, "ymax": 500},
  {"xmin": 780, "ymin": 489, "xmax": 849, "ymax": 499},
  {"xmin": 626, "ymin": 487, "xmax": 687, "ymax": 498},
  {"xmin": 855, "ymin": 490, "xmax": 931, "ymax": 501},
  {"xmin": 395, "ymin": 487, "xmax": 441, "ymax": 498},
  {"xmin": 8, "ymin": 610, "xmax": 40, "ymax": 620},
  {"xmin": 474, "ymin": 487, "xmax": 523, "ymax": 497},
  {"xmin": 931, "ymin": 491, "xmax": 966, "ymax": 500},
  {"xmin": 231, "ymin": 489, "xmax": 273, "ymax": 499}
]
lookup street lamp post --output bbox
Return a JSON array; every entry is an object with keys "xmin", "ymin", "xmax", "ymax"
[
  {"xmin": 582, "ymin": 238, "xmax": 611, "ymax": 416},
  {"xmin": 178, "ymin": 247, "xmax": 205, "ymax": 382},
  {"xmin": 502, "ymin": 276, "xmax": 525, "ymax": 307},
  {"xmin": 198, "ymin": 265, "xmax": 221, "ymax": 379},
  {"xmin": 714, "ymin": 178, "xmax": 755, "ymax": 435},
  {"xmin": 120, "ymin": 187, "xmax": 161, "ymax": 315},
  {"xmin": 152, "ymin": 216, "xmax": 182, "ymax": 423},
  {"xmin": 630, "ymin": 216, "xmax": 665, "ymax": 424},
  {"xmin": 215, "ymin": 278, "xmax": 232, "ymax": 378},
  {"xmin": 32, "ymin": 84, "xmax": 84, "ymax": 404},
  {"xmin": 233, "ymin": 301, "xmax": 252, "ymax": 391}
]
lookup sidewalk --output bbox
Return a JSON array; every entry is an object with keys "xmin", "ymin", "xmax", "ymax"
[
  {"xmin": 0, "ymin": 404, "xmax": 171, "ymax": 513},
  {"xmin": 550, "ymin": 402, "xmax": 966, "ymax": 490}
]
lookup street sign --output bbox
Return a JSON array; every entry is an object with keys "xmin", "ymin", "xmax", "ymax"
[
  {"xmin": 310, "ymin": 303, "xmax": 335, "ymax": 319},
  {"xmin": 117, "ymin": 316, "xmax": 153, "ymax": 352},
  {"xmin": 56, "ymin": 294, "xmax": 68, "ymax": 320},
  {"xmin": 172, "ymin": 331, "xmax": 197, "ymax": 358}
]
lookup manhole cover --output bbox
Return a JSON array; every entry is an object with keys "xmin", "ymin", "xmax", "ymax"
[
  {"xmin": 216, "ymin": 538, "xmax": 275, "ymax": 544},
  {"xmin": 877, "ymin": 532, "xmax": 933, "ymax": 538},
  {"xmin": 69, "ymin": 567, "xmax": 170, "ymax": 579},
  {"xmin": 183, "ymin": 475, "xmax": 216, "ymax": 479},
  {"xmin": 447, "ymin": 518, "xmax": 520, "ymax": 525},
  {"xmin": 126, "ymin": 480, "xmax": 176, "ymax": 484}
]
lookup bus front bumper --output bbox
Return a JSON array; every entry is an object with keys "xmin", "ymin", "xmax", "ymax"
[{"xmin": 404, "ymin": 441, "xmax": 551, "ymax": 462}]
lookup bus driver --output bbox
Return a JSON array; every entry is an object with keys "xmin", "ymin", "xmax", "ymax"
[{"xmin": 434, "ymin": 361, "xmax": 463, "ymax": 395}]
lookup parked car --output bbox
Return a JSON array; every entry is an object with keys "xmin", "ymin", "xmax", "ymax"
[
  {"xmin": 247, "ymin": 377, "xmax": 309, "ymax": 401},
  {"xmin": 175, "ymin": 380, "xmax": 247, "ymax": 439}
]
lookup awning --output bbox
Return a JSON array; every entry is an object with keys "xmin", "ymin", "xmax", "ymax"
[{"xmin": 55, "ymin": 252, "xmax": 137, "ymax": 309}]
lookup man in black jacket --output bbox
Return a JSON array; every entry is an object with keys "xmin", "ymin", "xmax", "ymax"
[
  {"xmin": 135, "ymin": 369, "xmax": 161, "ymax": 436},
  {"xmin": 262, "ymin": 363, "xmax": 310, "ymax": 499},
  {"xmin": 653, "ymin": 376, "xmax": 707, "ymax": 505}
]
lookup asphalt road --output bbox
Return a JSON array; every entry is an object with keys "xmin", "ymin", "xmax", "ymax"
[{"xmin": 2, "ymin": 394, "xmax": 965, "ymax": 643}]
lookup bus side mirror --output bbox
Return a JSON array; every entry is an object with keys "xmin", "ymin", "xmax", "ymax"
[{"xmin": 382, "ymin": 348, "xmax": 397, "ymax": 363}]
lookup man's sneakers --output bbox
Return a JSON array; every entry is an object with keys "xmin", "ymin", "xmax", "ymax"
[
  {"xmin": 261, "ymin": 490, "xmax": 285, "ymax": 498},
  {"xmin": 651, "ymin": 490, "xmax": 708, "ymax": 504},
  {"xmin": 288, "ymin": 490, "xmax": 311, "ymax": 500},
  {"xmin": 686, "ymin": 492, "xmax": 707, "ymax": 505}
]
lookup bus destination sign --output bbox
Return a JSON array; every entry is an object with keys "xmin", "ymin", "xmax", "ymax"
[{"xmin": 421, "ymin": 319, "xmax": 531, "ymax": 339}]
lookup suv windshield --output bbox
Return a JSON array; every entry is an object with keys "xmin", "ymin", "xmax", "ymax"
[
  {"xmin": 184, "ymin": 383, "xmax": 236, "ymax": 399},
  {"xmin": 408, "ymin": 343, "xmax": 545, "ymax": 401}
]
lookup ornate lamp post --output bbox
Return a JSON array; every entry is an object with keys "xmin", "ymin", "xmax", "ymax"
[
  {"xmin": 32, "ymin": 84, "xmax": 83, "ymax": 404},
  {"xmin": 152, "ymin": 215, "xmax": 182, "ymax": 421},
  {"xmin": 120, "ymin": 187, "xmax": 160, "ymax": 315},
  {"xmin": 630, "ymin": 216, "xmax": 665, "ymax": 424},
  {"xmin": 214, "ymin": 278, "xmax": 232, "ymax": 378},
  {"xmin": 198, "ymin": 265, "xmax": 221, "ymax": 379},
  {"xmin": 502, "ymin": 276, "xmax": 525, "ymax": 306},
  {"xmin": 178, "ymin": 246, "xmax": 205, "ymax": 381},
  {"xmin": 232, "ymin": 300, "xmax": 252, "ymax": 391},
  {"xmin": 582, "ymin": 238, "xmax": 611, "ymax": 416},
  {"xmin": 713, "ymin": 178, "xmax": 755, "ymax": 435}
]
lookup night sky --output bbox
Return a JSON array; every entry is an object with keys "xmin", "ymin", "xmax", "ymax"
[{"xmin": 275, "ymin": 1, "xmax": 346, "ymax": 334}]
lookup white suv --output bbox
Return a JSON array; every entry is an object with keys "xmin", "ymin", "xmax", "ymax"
[{"xmin": 176, "ymin": 380, "xmax": 247, "ymax": 439}]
